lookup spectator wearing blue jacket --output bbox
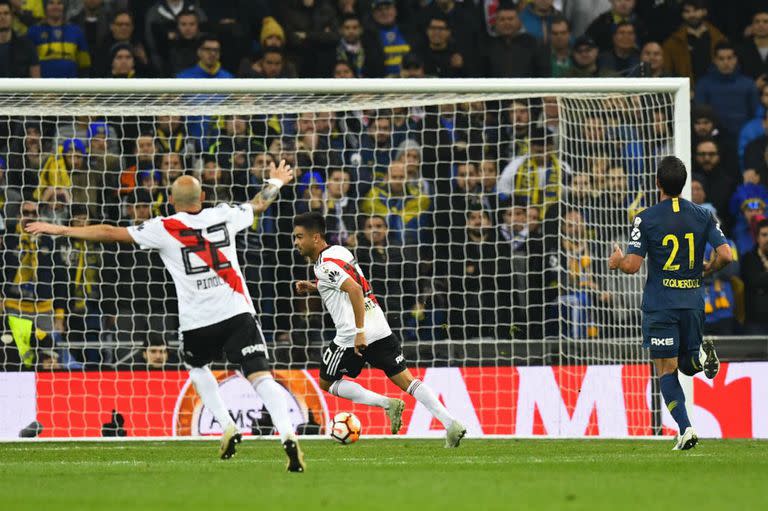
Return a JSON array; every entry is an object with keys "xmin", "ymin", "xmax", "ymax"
[
  {"xmin": 743, "ymin": 109, "xmax": 768, "ymax": 183},
  {"xmin": 729, "ymin": 183, "xmax": 768, "ymax": 255},
  {"xmin": 176, "ymin": 34, "xmax": 233, "ymax": 78},
  {"xmin": 519, "ymin": 0, "xmax": 561, "ymax": 44},
  {"xmin": 738, "ymin": 83, "xmax": 768, "ymax": 169},
  {"xmin": 695, "ymin": 42, "xmax": 759, "ymax": 140}
]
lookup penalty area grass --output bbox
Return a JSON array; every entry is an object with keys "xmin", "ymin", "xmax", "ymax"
[{"xmin": 0, "ymin": 439, "xmax": 765, "ymax": 511}]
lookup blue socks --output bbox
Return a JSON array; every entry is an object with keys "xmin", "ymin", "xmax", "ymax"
[
  {"xmin": 659, "ymin": 373, "xmax": 691, "ymax": 432},
  {"xmin": 677, "ymin": 353, "xmax": 702, "ymax": 376}
]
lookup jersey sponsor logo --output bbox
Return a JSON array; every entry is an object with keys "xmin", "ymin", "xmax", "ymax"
[
  {"xmin": 662, "ymin": 278, "xmax": 700, "ymax": 289},
  {"xmin": 630, "ymin": 228, "xmax": 641, "ymax": 241},
  {"xmin": 395, "ymin": 354, "xmax": 404, "ymax": 364},
  {"xmin": 650, "ymin": 337, "xmax": 674, "ymax": 346},
  {"xmin": 241, "ymin": 343, "xmax": 266, "ymax": 357},
  {"xmin": 327, "ymin": 270, "xmax": 341, "ymax": 283},
  {"xmin": 628, "ymin": 241, "xmax": 641, "ymax": 248}
]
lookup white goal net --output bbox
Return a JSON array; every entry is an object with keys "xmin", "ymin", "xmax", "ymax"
[{"xmin": 0, "ymin": 78, "xmax": 689, "ymax": 439}]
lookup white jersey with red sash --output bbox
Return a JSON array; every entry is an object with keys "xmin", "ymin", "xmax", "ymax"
[
  {"xmin": 127, "ymin": 203, "xmax": 255, "ymax": 331},
  {"xmin": 313, "ymin": 245, "xmax": 392, "ymax": 348}
]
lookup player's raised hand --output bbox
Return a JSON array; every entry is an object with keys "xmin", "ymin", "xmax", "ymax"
[
  {"xmin": 608, "ymin": 244, "xmax": 624, "ymax": 270},
  {"xmin": 269, "ymin": 159, "xmax": 294, "ymax": 186},
  {"xmin": 25, "ymin": 221, "xmax": 65, "ymax": 236},
  {"xmin": 295, "ymin": 280, "xmax": 317, "ymax": 295},
  {"xmin": 354, "ymin": 331, "xmax": 367, "ymax": 357}
]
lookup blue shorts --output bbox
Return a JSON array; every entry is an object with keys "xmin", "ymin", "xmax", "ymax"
[{"xmin": 642, "ymin": 309, "xmax": 704, "ymax": 359}]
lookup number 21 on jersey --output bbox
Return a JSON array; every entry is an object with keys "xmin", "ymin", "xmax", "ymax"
[{"xmin": 662, "ymin": 233, "xmax": 694, "ymax": 271}]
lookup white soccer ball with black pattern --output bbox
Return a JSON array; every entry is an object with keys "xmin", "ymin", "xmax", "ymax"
[{"xmin": 329, "ymin": 412, "xmax": 361, "ymax": 444}]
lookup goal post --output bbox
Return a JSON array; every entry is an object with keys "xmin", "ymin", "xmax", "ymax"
[{"xmin": 0, "ymin": 78, "xmax": 693, "ymax": 439}]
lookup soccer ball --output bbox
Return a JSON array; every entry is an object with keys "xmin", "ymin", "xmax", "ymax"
[{"xmin": 329, "ymin": 412, "xmax": 361, "ymax": 444}]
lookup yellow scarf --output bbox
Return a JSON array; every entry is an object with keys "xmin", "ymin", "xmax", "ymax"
[
  {"xmin": 513, "ymin": 155, "xmax": 562, "ymax": 210},
  {"xmin": 69, "ymin": 240, "xmax": 97, "ymax": 311},
  {"xmin": 34, "ymin": 150, "xmax": 72, "ymax": 200},
  {"xmin": 12, "ymin": 229, "xmax": 38, "ymax": 286}
]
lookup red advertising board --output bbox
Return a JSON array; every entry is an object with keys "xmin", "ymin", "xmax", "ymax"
[{"xmin": 24, "ymin": 362, "xmax": 767, "ymax": 439}]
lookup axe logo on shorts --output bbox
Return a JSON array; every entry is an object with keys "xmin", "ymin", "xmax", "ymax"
[{"xmin": 241, "ymin": 344, "xmax": 266, "ymax": 356}]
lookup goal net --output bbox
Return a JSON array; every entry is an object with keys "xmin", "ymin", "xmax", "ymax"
[{"xmin": 0, "ymin": 78, "xmax": 689, "ymax": 439}]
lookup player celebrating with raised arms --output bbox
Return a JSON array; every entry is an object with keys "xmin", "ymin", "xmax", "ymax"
[
  {"xmin": 26, "ymin": 160, "xmax": 306, "ymax": 472},
  {"xmin": 292, "ymin": 212, "xmax": 466, "ymax": 447},
  {"xmin": 609, "ymin": 156, "xmax": 732, "ymax": 450}
]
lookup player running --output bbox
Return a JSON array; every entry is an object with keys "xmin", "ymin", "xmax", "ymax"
[
  {"xmin": 26, "ymin": 161, "xmax": 306, "ymax": 472},
  {"xmin": 292, "ymin": 212, "xmax": 466, "ymax": 447},
  {"xmin": 609, "ymin": 156, "xmax": 732, "ymax": 450}
]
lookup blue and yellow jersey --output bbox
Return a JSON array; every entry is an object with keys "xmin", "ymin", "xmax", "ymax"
[
  {"xmin": 378, "ymin": 26, "xmax": 410, "ymax": 77},
  {"xmin": 57, "ymin": 239, "xmax": 102, "ymax": 313},
  {"xmin": 626, "ymin": 197, "xmax": 727, "ymax": 312},
  {"xmin": 27, "ymin": 22, "xmax": 90, "ymax": 78},
  {"xmin": 360, "ymin": 183, "xmax": 431, "ymax": 241},
  {"xmin": 507, "ymin": 154, "xmax": 564, "ymax": 211}
]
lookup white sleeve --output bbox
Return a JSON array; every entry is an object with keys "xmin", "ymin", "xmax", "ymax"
[
  {"xmin": 126, "ymin": 217, "xmax": 166, "ymax": 250},
  {"xmin": 315, "ymin": 261, "xmax": 350, "ymax": 291},
  {"xmin": 219, "ymin": 203, "xmax": 254, "ymax": 232}
]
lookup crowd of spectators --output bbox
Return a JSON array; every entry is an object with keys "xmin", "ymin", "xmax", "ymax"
[{"xmin": 2, "ymin": 0, "xmax": 768, "ymax": 370}]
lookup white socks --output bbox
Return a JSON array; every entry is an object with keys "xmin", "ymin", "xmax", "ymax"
[
  {"xmin": 326, "ymin": 378, "xmax": 456, "ymax": 430},
  {"xmin": 189, "ymin": 367, "xmax": 235, "ymax": 429},
  {"xmin": 329, "ymin": 379, "xmax": 390, "ymax": 408},
  {"xmin": 253, "ymin": 375, "xmax": 295, "ymax": 442},
  {"xmin": 407, "ymin": 379, "xmax": 454, "ymax": 429}
]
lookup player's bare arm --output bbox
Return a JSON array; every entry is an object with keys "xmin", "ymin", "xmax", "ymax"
[
  {"xmin": 25, "ymin": 222, "xmax": 135, "ymax": 244},
  {"xmin": 250, "ymin": 159, "xmax": 294, "ymax": 213},
  {"xmin": 339, "ymin": 278, "xmax": 367, "ymax": 356},
  {"xmin": 294, "ymin": 280, "xmax": 318, "ymax": 295},
  {"xmin": 702, "ymin": 243, "xmax": 734, "ymax": 277},
  {"xmin": 608, "ymin": 244, "xmax": 643, "ymax": 274}
]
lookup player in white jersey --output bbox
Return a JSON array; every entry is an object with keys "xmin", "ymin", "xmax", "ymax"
[
  {"xmin": 292, "ymin": 212, "xmax": 466, "ymax": 447},
  {"xmin": 26, "ymin": 161, "xmax": 306, "ymax": 472}
]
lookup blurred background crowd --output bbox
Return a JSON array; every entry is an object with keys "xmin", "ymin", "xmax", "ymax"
[{"xmin": 2, "ymin": 0, "xmax": 768, "ymax": 371}]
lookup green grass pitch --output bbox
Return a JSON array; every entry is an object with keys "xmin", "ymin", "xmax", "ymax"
[{"xmin": 1, "ymin": 439, "xmax": 766, "ymax": 511}]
